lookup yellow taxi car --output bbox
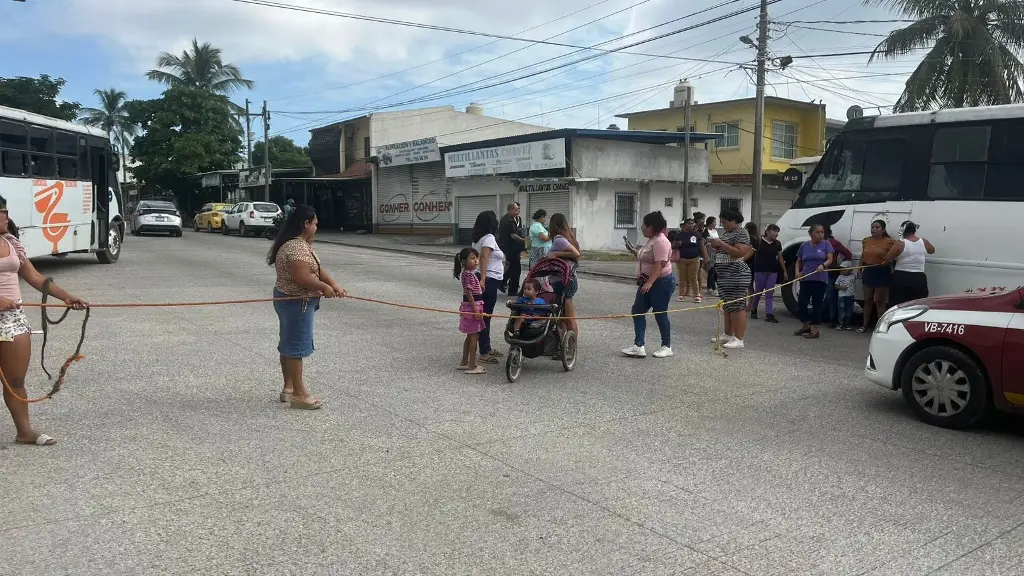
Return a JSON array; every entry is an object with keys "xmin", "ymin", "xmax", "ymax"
[{"xmin": 193, "ymin": 202, "xmax": 234, "ymax": 232}]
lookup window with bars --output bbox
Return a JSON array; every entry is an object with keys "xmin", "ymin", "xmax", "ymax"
[
  {"xmin": 614, "ymin": 192, "xmax": 638, "ymax": 228},
  {"xmin": 771, "ymin": 121, "xmax": 798, "ymax": 160},
  {"xmin": 711, "ymin": 122, "xmax": 740, "ymax": 149}
]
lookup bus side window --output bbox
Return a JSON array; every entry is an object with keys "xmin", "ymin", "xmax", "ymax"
[
  {"xmin": 0, "ymin": 121, "xmax": 28, "ymax": 177},
  {"xmin": 29, "ymin": 127, "xmax": 56, "ymax": 178},
  {"xmin": 984, "ymin": 122, "xmax": 1024, "ymax": 201},
  {"xmin": 927, "ymin": 126, "xmax": 990, "ymax": 199}
]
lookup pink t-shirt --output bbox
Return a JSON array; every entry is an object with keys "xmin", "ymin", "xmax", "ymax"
[
  {"xmin": 0, "ymin": 235, "xmax": 26, "ymax": 302},
  {"xmin": 636, "ymin": 233, "xmax": 673, "ymax": 279}
]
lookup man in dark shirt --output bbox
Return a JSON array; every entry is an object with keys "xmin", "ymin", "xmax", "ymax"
[{"xmin": 497, "ymin": 202, "xmax": 525, "ymax": 294}]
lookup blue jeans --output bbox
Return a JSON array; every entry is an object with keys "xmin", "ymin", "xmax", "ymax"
[
  {"xmin": 478, "ymin": 277, "xmax": 500, "ymax": 355},
  {"xmin": 632, "ymin": 274, "xmax": 676, "ymax": 348},
  {"xmin": 838, "ymin": 296, "xmax": 855, "ymax": 327},
  {"xmin": 825, "ymin": 279, "xmax": 839, "ymax": 325}
]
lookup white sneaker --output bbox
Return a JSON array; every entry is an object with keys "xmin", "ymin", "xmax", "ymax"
[
  {"xmin": 652, "ymin": 346, "xmax": 674, "ymax": 358},
  {"xmin": 711, "ymin": 335, "xmax": 735, "ymax": 344},
  {"xmin": 723, "ymin": 339, "xmax": 745, "ymax": 349},
  {"xmin": 621, "ymin": 345, "xmax": 646, "ymax": 358}
]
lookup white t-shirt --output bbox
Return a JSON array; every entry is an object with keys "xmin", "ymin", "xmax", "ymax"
[{"xmin": 472, "ymin": 234, "xmax": 505, "ymax": 280}]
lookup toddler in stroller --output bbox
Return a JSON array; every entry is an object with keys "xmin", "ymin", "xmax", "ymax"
[{"xmin": 502, "ymin": 258, "xmax": 579, "ymax": 382}]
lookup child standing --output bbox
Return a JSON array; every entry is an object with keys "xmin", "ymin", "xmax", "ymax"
[
  {"xmin": 455, "ymin": 248, "xmax": 486, "ymax": 374},
  {"xmin": 509, "ymin": 278, "xmax": 546, "ymax": 336},
  {"xmin": 834, "ymin": 261, "xmax": 857, "ymax": 330}
]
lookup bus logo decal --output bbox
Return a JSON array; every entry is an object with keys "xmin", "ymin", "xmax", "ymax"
[{"xmin": 33, "ymin": 182, "xmax": 71, "ymax": 254}]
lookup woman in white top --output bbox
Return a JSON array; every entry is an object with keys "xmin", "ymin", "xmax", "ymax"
[
  {"xmin": 470, "ymin": 210, "xmax": 504, "ymax": 364},
  {"xmin": 883, "ymin": 221, "xmax": 935, "ymax": 308}
]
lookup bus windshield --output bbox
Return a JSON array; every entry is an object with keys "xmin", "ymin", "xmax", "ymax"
[{"xmin": 797, "ymin": 134, "xmax": 906, "ymax": 208}]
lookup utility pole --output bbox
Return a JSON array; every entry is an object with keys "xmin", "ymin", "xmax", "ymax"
[
  {"xmin": 682, "ymin": 82, "xmax": 692, "ymax": 220},
  {"xmin": 244, "ymin": 99, "xmax": 253, "ymax": 168},
  {"xmin": 750, "ymin": 0, "xmax": 768, "ymax": 227},
  {"xmin": 262, "ymin": 100, "xmax": 270, "ymax": 203}
]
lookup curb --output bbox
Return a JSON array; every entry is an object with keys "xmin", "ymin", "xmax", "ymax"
[{"xmin": 317, "ymin": 238, "xmax": 637, "ymax": 282}]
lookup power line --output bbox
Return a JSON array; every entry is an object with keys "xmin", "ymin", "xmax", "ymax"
[
  {"xmin": 229, "ymin": 0, "xmax": 756, "ymax": 63},
  {"xmin": 783, "ymin": 19, "xmax": 917, "ymax": 24},
  {"xmin": 782, "ymin": 24, "xmax": 887, "ymax": 37},
  {"xmin": 268, "ymin": 0, "xmax": 621, "ymax": 103},
  {"xmin": 268, "ymin": 2, "xmax": 767, "ymax": 136}
]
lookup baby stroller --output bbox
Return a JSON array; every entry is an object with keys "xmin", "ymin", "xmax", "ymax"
[{"xmin": 502, "ymin": 257, "xmax": 579, "ymax": 383}]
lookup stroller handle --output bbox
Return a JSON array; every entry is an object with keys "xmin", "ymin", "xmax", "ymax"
[{"xmin": 505, "ymin": 301, "xmax": 560, "ymax": 311}]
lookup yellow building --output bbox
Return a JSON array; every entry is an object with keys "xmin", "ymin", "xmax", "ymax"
[{"xmin": 617, "ymin": 94, "xmax": 827, "ymax": 185}]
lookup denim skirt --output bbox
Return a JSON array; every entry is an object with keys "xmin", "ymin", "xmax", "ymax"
[{"xmin": 273, "ymin": 289, "xmax": 320, "ymax": 358}]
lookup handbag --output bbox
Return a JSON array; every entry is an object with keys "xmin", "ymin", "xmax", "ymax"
[{"xmin": 636, "ymin": 272, "xmax": 650, "ymax": 287}]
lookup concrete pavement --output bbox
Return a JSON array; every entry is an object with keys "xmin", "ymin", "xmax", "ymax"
[{"xmin": 2, "ymin": 230, "xmax": 1024, "ymax": 575}]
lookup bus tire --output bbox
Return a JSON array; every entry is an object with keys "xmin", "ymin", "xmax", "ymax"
[
  {"xmin": 782, "ymin": 261, "xmax": 799, "ymax": 317},
  {"xmin": 97, "ymin": 222, "xmax": 123, "ymax": 264}
]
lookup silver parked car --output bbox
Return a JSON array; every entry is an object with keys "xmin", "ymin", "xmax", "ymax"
[{"xmin": 129, "ymin": 200, "xmax": 183, "ymax": 237}]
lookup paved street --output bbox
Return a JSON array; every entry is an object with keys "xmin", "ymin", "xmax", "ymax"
[{"xmin": 3, "ymin": 230, "xmax": 1024, "ymax": 576}]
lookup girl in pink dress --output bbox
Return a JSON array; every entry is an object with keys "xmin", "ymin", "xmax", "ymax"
[{"xmin": 454, "ymin": 248, "xmax": 486, "ymax": 375}]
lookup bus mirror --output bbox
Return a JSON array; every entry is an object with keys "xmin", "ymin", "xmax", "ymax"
[{"xmin": 111, "ymin": 154, "xmax": 121, "ymax": 172}]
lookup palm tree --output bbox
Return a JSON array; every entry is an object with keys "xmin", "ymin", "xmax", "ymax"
[
  {"xmin": 866, "ymin": 0, "xmax": 1024, "ymax": 112},
  {"xmin": 146, "ymin": 38, "xmax": 254, "ymax": 95},
  {"xmin": 78, "ymin": 88, "xmax": 139, "ymax": 183}
]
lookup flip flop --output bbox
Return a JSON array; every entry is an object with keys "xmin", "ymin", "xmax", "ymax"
[
  {"xmin": 457, "ymin": 365, "xmax": 471, "ymax": 371},
  {"xmin": 15, "ymin": 434, "xmax": 56, "ymax": 446},
  {"xmin": 478, "ymin": 355, "xmax": 499, "ymax": 364},
  {"xmin": 290, "ymin": 397, "xmax": 324, "ymax": 410},
  {"xmin": 465, "ymin": 367, "xmax": 486, "ymax": 375}
]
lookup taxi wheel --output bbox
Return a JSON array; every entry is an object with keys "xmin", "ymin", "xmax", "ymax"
[{"xmin": 900, "ymin": 346, "xmax": 991, "ymax": 429}]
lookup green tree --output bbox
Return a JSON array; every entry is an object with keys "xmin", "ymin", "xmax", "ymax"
[
  {"xmin": 146, "ymin": 38, "xmax": 254, "ymax": 95},
  {"xmin": 867, "ymin": 0, "xmax": 1024, "ymax": 111},
  {"xmin": 79, "ymin": 88, "xmax": 139, "ymax": 181},
  {"xmin": 0, "ymin": 75, "xmax": 80, "ymax": 120},
  {"xmin": 252, "ymin": 136, "xmax": 311, "ymax": 169},
  {"xmin": 128, "ymin": 87, "xmax": 243, "ymax": 207}
]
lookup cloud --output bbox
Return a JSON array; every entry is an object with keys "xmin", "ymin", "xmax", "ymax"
[{"xmin": 19, "ymin": 0, "xmax": 919, "ymax": 139}]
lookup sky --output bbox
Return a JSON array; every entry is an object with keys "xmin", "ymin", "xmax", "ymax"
[{"xmin": 0, "ymin": 0, "xmax": 922, "ymax": 148}]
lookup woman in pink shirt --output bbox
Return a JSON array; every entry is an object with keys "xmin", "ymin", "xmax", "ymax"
[
  {"xmin": 622, "ymin": 211, "xmax": 677, "ymax": 359},
  {"xmin": 0, "ymin": 196, "xmax": 87, "ymax": 446}
]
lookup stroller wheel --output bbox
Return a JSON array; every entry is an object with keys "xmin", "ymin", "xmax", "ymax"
[
  {"xmin": 560, "ymin": 331, "xmax": 577, "ymax": 372},
  {"xmin": 505, "ymin": 347, "xmax": 523, "ymax": 383}
]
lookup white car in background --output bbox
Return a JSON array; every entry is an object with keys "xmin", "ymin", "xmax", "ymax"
[
  {"xmin": 221, "ymin": 202, "xmax": 282, "ymax": 237},
  {"xmin": 129, "ymin": 200, "xmax": 183, "ymax": 237}
]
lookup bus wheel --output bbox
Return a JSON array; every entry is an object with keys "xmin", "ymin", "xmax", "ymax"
[{"xmin": 97, "ymin": 225, "xmax": 122, "ymax": 264}]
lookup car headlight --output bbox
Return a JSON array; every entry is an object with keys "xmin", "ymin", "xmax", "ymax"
[{"xmin": 875, "ymin": 305, "xmax": 928, "ymax": 334}]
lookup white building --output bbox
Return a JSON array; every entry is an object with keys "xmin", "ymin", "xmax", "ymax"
[
  {"xmin": 439, "ymin": 129, "xmax": 717, "ymax": 250},
  {"xmin": 309, "ymin": 104, "xmax": 546, "ymax": 233}
]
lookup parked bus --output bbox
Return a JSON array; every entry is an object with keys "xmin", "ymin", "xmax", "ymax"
[
  {"xmin": 775, "ymin": 103, "xmax": 1024, "ymax": 317},
  {"xmin": 0, "ymin": 105, "xmax": 124, "ymax": 263}
]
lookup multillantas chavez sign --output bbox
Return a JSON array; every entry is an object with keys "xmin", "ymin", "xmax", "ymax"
[{"xmin": 444, "ymin": 138, "xmax": 565, "ymax": 178}]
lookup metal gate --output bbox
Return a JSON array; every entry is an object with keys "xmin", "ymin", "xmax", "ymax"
[
  {"xmin": 376, "ymin": 165, "xmax": 412, "ymax": 233},
  {"xmin": 526, "ymin": 191, "xmax": 571, "ymax": 222},
  {"xmin": 410, "ymin": 162, "xmax": 451, "ymax": 234},
  {"xmin": 456, "ymin": 195, "xmax": 497, "ymax": 244}
]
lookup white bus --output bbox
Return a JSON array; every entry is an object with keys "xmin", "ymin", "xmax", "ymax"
[
  {"xmin": 775, "ymin": 103, "xmax": 1024, "ymax": 317},
  {"xmin": 0, "ymin": 105, "xmax": 124, "ymax": 263}
]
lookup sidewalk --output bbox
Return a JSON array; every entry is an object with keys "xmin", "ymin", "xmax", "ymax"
[{"xmin": 315, "ymin": 231, "xmax": 638, "ymax": 281}]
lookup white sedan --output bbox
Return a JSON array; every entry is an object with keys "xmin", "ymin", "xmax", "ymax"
[
  {"xmin": 865, "ymin": 288, "xmax": 1024, "ymax": 429},
  {"xmin": 221, "ymin": 202, "xmax": 282, "ymax": 237}
]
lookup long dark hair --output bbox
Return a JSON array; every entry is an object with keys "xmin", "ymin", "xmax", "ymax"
[
  {"xmin": 0, "ymin": 195, "xmax": 17, "ymax": 239},
  {"xmin": 453, "ymin": 247, "xmax": 479, "ymax": 279},
  {"xmin": 872, "ymin": 219, "xmax": 892, "ymax": 238},
  {"xmin": 471, "ymin": 210, "xmax": 498, "ymax": 243},
  {"xmin": 547, "ymin": 212, "xmax": 579, "ymax": 252},
  {"xmin": 267, "ymin": 204, "xmax": 316, "ymax": 265}
]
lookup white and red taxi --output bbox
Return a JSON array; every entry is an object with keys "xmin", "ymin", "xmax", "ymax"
[{"xmin": 865, "ymin": 288, "xmax": 1024, "ymax": 429}]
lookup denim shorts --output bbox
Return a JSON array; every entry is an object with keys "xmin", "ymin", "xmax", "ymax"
[{"xmin": 273, "ymin": 289, "xmax": 320, "ymax": 358}]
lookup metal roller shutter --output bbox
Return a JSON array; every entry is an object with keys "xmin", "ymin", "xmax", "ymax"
[
  {"xmin": 456, "ymin": 195, "xmax": 496, "ymax": 244},
  {"xmin": 410, "ymin": 162, "xmax": 451, "ymax": 233},
  {"xmin": 376, "ymin": 165, "xmax": 412, "ymax": 233},
  {"xmin": 527, "ymin": 191, "xmax": 571, "ymax": 222}
]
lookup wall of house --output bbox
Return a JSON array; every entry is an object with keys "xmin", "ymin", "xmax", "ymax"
[
  {"xmin": 570, "ymin": 138, "xmax": 709, "ymax": 183},
  {"xmin": 371, "ymin": 105, "xmax": 547, "ymax": 149},
  {"xmin": 621, "ymin": 100, "xmax": 826, "ymax": 178},
  {"xmin": 689, "ymin": 183, "xmax": 753, "ymax": 224}
]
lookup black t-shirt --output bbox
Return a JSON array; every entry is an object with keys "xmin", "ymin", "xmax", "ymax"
[
  {"xmin": 677, "ymin": 231, "xmax": 703, "ymax": 260},
  {"xmin": 752, "ymin": 237, "xmax": 783, "ymax": 274}
]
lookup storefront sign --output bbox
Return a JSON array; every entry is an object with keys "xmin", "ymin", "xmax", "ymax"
[
  {"xmin": 378, "ymin": 191, "xmax": 453, "ymax": 223},
  {"xmin": 373, "ymin": 137, "xmax": 441, "ymax": 167},
  {"xmin": 201, "ymin": 173, "xmax": 222, "ymax": 188},
  {"xmin": 445, "ymin": 138, "xmax": 566, "ymax": 178},
  {"xmin": 238, "ymin": 166, "xmax": 269, "ymax": 188},
  {"xmin": 517, "ymin": 180, "xmax": 572, "ymax": 193}
]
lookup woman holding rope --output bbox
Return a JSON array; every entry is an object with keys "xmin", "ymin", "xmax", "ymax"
[
  {"xmin": 0, "ymin": 196, "xmax": 87, "ymax": 446},
  {"xmin": 268, "ymin": 205, "xmax": 346, "ymax": 410}
]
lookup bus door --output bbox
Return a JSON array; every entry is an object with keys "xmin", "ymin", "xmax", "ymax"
[
  {"xmin": 850, "ymin": 207, "xmax": 911, "ymax": 260},
  {"xmin": 89, "ymin": 142, "xmax": 110, "ymax": 251}
]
